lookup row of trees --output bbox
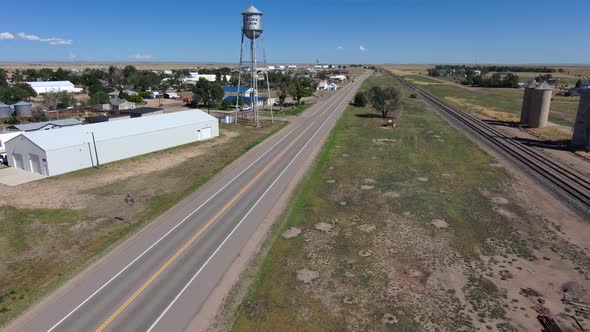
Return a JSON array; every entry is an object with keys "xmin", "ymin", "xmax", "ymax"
[
  {"xmin": 354, "ymin": 86, "xmax": 402, "ymax": 118},
  {"xmin": 427, "ymin": 65, "xmax": 559, "ymax": 77},
  {"xmin": 461, "ymin": 73, "xmax": 520, "ymax": 88}
]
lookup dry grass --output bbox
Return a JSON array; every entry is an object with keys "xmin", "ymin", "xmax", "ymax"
[
  {"xmin": 0, "ymin": 120, "xmax": 286, "ymax": 327},
  {"xmin": 228, "ymin": 74, "xmax": 590, "ymax": 332},
  {"xmin": 529, "ymin": 127, "xmax": 572, "ymax": 141}
]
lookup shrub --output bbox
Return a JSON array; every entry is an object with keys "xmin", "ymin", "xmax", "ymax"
[{"xmin": 353, "ymin": 92, "xmax": 368, "ymax": 107}]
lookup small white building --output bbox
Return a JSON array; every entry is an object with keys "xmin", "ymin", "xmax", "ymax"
[
  {"xmin": 182, "ymin": 72, "xmax": 231, "ymax": 84},
  {"xmin": 26, "ymin": 81, "xmax": 83, "ymax": 94},
  {"xmin": 329, "ymin": 75, "xmax": 347, "ymax": 81},
  {"xmin": 5, "ymin": 110, "xmax": 219, "ymax": 176}
]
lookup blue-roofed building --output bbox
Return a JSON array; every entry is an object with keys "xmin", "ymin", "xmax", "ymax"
[
  {"xmin": 223, "ymin": 85, "xmax": 253, "ymax": 101},
  {"xmin": 222, "ymin": 86, "xmax": 276, "ymax": 107}
]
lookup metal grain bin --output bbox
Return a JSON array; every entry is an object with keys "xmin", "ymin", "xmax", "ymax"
[
  {"xmin": 0, "ymin": 103, "xmax": 13, "ymax": 119},
  {"xmin": 13, "ymin": 101, "xmax": 33, "ymax": 118}
]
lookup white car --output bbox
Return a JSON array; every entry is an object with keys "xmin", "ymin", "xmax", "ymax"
[{"xmin": 240, "ymin": 106, "xmax": 252, "ymax": 111}]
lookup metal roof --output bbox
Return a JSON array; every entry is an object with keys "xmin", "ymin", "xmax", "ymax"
[
  {"xmin": 223, "ymin": 86, "xmax": 252, "ymax": 93},
  {"xmin": 26, "ymin": 81, "xmax": 75, "ymax": 87},
  {"xmin": 12, "ymin": 101, "xmax": 32, "ymax": 106},
  {"xmin": 8, "ymin": 119, "xmax": 82, "ymax": 132},
  {"xmin": 120, "ymin": 107, "xmax": 163, "ymax": 115},
  {"xmin": 524, "ymin": 80, "xmax": 538, "ymax": 89},
  {"xmin": 536, "ymin": 81, "xmax": 553, "ymax": 91},
  {"xmin": 109, "ymin": 99, "xmax": 133, "ymax": 106},
  {"xmin": 15, "ymin": 110, "xmax": 217, "ymax": 151},
  {"xmin": 242, "ymin": 5, "xmax": 262, "ymax": 15}
]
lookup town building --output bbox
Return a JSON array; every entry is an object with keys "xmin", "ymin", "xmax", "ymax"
[
  {"xmin": 5, "ymin": 110, "xmax": 219, "ymax": 176},
  {"xmin": 26, "ymin": 81, "xmax": 83, "ymax": 94},
  {"xmin": 120, "ymin": 107, "xmax": 164, "ymax": 118},
  {"xmin": 109, "ymin": 99, "xmax": 136, "ymax": 112},
  {"xmin": 7, "ymin": 119, "xmax": 82, "ymax": 132}
]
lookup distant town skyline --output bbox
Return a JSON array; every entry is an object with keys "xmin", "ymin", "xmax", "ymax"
[{"xmin": 0, "ymin": 0, "xmax": 588, "ymax": 64}]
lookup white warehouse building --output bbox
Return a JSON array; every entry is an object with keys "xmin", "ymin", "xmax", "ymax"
[
  {"xmin": 26, "ymin": 81, "xmax": 83, "ymax": 94},
  {"xmin": 5, "ymin": 110, "xmax": 219, "ymax": 176}
]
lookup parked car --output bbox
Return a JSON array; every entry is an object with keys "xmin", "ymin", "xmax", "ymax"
[
  {"xmin": 240, "ymin": 106, "xmax": 252, "ymax": 111},
  {"xmin": 0, "ymin": 153, "xmax": 7, "ymax": 166}
]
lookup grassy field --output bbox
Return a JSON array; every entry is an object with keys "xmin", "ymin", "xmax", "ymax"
[
  {"xmin": 388, "ymin": 65, "xmax": 584, "ymax": 130},
  {"xmin": 228, "ymin": 74, "xmax": 590, "ymax": 331},
  {"xmin": 259, "ymin": 103, "xmax": 312, "ymax": 117},
  {"xmin": 0, "ymin": 120, "xmax": 286, "ymax": 327}
]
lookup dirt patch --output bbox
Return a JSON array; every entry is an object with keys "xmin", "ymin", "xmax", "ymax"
[
  {"xmin": 357, "ymin": 224, "xmax": 376, "ymax": 233},
  {"xmin": 431, "ymin": 219, "xmax": 449, "ymax": 229},
  {"xmin": 491, "ymin": 196, "xmax": 510, "ymax": 205},
  {"xmin": 372, "ymin": 138, "xmax": 397, "ymax": 145},
  {"xmin": 296, "ymin": 268, "xmax": 319, "ymax": 284},
  {"xmin": 314, "ymin": 222, "xmax": 333, "ymax": 232},
  {"xmin": 360, "ymin": 185, "xmax": 374, "ymax": 190},
  {"xmin": 0, "ymin": 131, "xmax": 239, "ymax": 210},
  {"xmin": 416, "ymin": 177, "xmax": 429, "ymax": 182},
  {"xmin": 383, "ymin": 191, "xmax": 400, "ymax": 198},
  {"xmin": 281, "ymin": 227, "xmax": 302, "ymax": 239}
]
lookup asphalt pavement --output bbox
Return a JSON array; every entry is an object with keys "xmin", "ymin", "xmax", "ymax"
[{"xmin": 3, "ymin": 72, "xmax": 369, "ymax": 332}]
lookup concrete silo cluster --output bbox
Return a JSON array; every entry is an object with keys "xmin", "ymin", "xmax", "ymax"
[
  {"xmin": 571, "ymin": 87, "xmax": 590, "ymax": 150},
  {"xmin": 519, "ymin": 81, "xmax": 553, "ymax": 128}
]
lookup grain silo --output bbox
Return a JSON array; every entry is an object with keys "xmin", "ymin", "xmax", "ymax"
[
  {"xmin": 527, "ymin": 81, "xmax": 553, "ymax": 128},
  {"xmin": 519, "ymin": 81, "xmax": 537, "ymax": 124},
  {"xmin": 571, "ymin": 87, "xmax": 590, "ymax": 150},
  {"xmin": 13, "ymin": 101, "xmax": 33, "ymax": 118},
  {"xmin": 0, "ymin": 103, "xmax": 13, "ymax": 119}
]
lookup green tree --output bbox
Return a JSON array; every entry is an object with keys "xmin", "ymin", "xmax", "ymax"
[
  {"xmin": 502, "ymin": 73, "xmax": 520, "ymax": 88},
  {"xmin": 192, "ymin": 78, "xmax": 224, "ymax": 111},
  {"xmin": 123, "ymin": 65, "xmax": 138, "ymax": 79},
  {"xmin": 11, "ymin": 70, "xmax": 24, "ymax": 82},
  {"xmin": 317, "ymin": 71, "xmax": 328, "ymax": 80},
  {"xmin": 0, "ymin": 84, "xmax": 37, "ymax": 104},
  {"xmin": 369, "ymin": 86, "xmax": 401, "ymax": 118},
  {"xmin": 32, "ymin": 107, "xmax": 48, "ymax": 122},
  {"xmin": 290, "ymin": 77, "xmax": 314, "ymax": 105},
  {"xmin": 89, "ymin": 91, "xmax": 109, "ymax": 105},
  {"xmin": 354, "ymin": 92, "xmax": 368, "ymax": 107}
]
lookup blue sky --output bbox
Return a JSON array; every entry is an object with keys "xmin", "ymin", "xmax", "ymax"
[{"xmin": 0, "ymin": 0, "xmax": 588, "ymax": 64}]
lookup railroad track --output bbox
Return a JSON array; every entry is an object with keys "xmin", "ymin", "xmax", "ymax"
[{"xmin": 389, "ymin": 71, "xmax": 590, "ymax": 214}]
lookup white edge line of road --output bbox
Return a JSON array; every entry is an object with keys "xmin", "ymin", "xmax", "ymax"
[
  {"xmin": 45, "ymin": 122, "xmax": 305, "ymax": 332},
  {"xmin": 146, "ymin": 77, "xmax": 363, "ymax": 332}
]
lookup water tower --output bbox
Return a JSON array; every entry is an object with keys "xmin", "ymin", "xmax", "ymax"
[{"xmin": 235, "ymin": 5, "xmax": 273, "ymax": 126}]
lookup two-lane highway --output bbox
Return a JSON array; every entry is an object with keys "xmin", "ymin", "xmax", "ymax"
[{"xmin": 5, "ymin": 71, "xmax": 369, "ymax": 332}]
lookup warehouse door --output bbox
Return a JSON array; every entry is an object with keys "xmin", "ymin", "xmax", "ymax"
[
  {"xmin": 29, "ymin": 154, "xmax": 42, "ymax": 174},
  {"xmin": 13, "ymin": 153, "xmax": 24, "ymax": 170},
  {"xmin": 201, "ymin": 127, "xmax": 212, "ymax": 140}
]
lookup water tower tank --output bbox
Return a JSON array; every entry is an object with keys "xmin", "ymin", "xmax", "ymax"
[
  {"xmin": 13, "ymin": 101, "xmax": 33, "ymax": 118},
  {"xmin": 0, "ymin": 103, "xmax": 13, "ymax": 119},
  {"xmin": 242, "ymin": 5, "xmax": 263, "ymax": 40}
]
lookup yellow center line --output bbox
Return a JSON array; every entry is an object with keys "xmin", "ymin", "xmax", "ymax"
[{"xmin": 95, "ymin": 122, "xmax": 314, "ymax": 332}]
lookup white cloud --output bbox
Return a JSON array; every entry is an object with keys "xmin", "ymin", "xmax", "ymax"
[
  {"xmin": 359, "ymin": 45, "xmax": 368, "ymax": 52},
  {"xmin": 17, "ymin": 32, "xmax": 40, "ymax": 41},
  {"xmin": 16, "ymin": 32, "xmax": 72, "ymax": 45},
  {"xmin": 128, "ymin": 53, "xmax": 154, "ymax": 60},
  {"xmin": 336, "ymin": 46, "xmax": 344, "ymax": 50},
  {"xmin": 42, "ymin": 38, "xmax": 72, "ymax": 45},
  {"xmin": 0, "ymin": 32, "xmax": 15, "ymax": 40},
  {"xmin": 68, "ymin": 52, "xmax": 77, "ymax": 60}
]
